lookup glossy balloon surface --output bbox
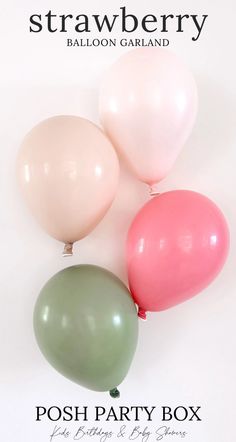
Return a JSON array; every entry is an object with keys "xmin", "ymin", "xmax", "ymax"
[
  {"xmin": 17, "ymin": 116, "xmax": 119, "ymax": 244},
  {"xmin": 100, "ymin": 48, "xmax": 198, "ymax": 185},
  {"xmin": 127, "ymin": 191, "xmax": 230, "ymax": 312},
  {"xmin": 34, "ymin": 265, "xmax": 138, "ymax": 393}
]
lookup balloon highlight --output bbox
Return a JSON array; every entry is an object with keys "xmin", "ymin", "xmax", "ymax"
[
  {"xmin": 17, "ymin": 116, "xmax": 119, "ymax": 254},
  {"xmin": 34, "ymin": 265, "xmax": 138, "ymax": 396},
  {"xmin": 100, "ymin": 48, "xmax": 198, "ymax": 186},
  {"xmin": 127, "ymin": 190, "xmax": 229, "ymax": 315}
]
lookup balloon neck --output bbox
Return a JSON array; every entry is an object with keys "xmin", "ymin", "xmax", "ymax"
[
  {"xmin": 138, "ymin": 307, "xmax": 147, "ymax": 321},
  {"xmin": 109, "ymin": 388, "xmax": 120, "ymax": 399},
  {"xmin": 63, "ymin": 243, "xmax": 74, "ymax": 257},
  {"xmin": 148, "ymin": 185, "xmax": 160, "ymax": 197}
]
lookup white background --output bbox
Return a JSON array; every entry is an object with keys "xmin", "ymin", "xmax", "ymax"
[{"xmin": 0, "ymin": 1, "xmax": 235, "ymax": 441}]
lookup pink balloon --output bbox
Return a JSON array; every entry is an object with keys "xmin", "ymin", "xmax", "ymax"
[
  {"xmin": 100, "ymin": 48, "xmax": 198, "ymax": 186},
  {"xmin": 127, "ymin": 191, "xmax": 230, "ymax": 316},
  {"xmin": 17, "ymin": 116, "xmax": 119, "ymax": 254}
]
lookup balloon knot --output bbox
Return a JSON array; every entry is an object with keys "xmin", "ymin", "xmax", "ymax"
[
  {"xmin": 109, "ymin": 388, "xmax": 120, "ymax": 399},
  {"xmin": 138, "ymin": 308, "xmax": 147, "ymax": 321},
  {"xmin": 63, "ymin": 243, "xmax": 73, "ymax": 257},
  {"xmin": 149, "ymin": 185, "xmax": 160, "ymax": 197}
]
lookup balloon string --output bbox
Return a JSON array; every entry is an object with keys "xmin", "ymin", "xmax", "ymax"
[
  {"xmin": 138, "ymin": 307, "xmax": 147, "ymax": 321},
  {"xmin": 63, "ymin": 243, "xmax": 74, "ymax": 257},
  {"xmin": 109, "ymin": 388, "xmax": 120, "ymax": 399}
]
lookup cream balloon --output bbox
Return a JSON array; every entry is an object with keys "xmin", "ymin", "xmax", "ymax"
[
  {"xmin": 17, "ymin": 116, "xmax": 119, "ymax": 254},
  {"xmin": 99, "ymin": 48, "xmax": 198, "ymax": 186}
]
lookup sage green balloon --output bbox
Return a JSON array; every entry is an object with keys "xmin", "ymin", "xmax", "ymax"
[{"xmin": 33, "ymin": 265, "xmax": 138, "ymax": 397}]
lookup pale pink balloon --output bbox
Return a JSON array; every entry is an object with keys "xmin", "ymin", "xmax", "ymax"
[
  {"xmin": 127, "ymin": 191, "xmax": 230, "ymax": 315},
  {"xmin": 100, "ymin": 48, "xmax": 198, "ymax": 186},
  {"xmin": 17, "ymin": 116, "xmax": 119, "ymax": 252}
]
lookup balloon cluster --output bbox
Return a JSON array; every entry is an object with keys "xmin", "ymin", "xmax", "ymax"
[{"xmin": 16, "ymin": 48, "xmax": 229, "ymax": 397}]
